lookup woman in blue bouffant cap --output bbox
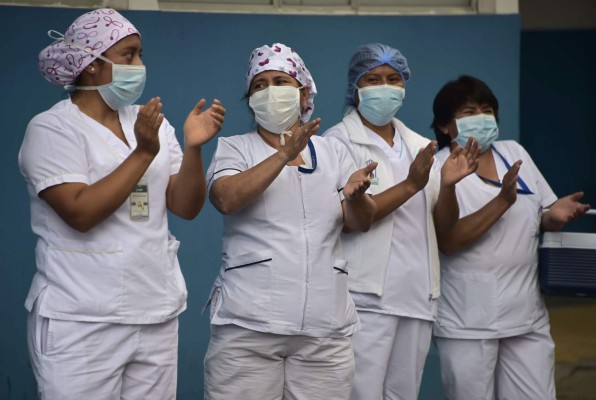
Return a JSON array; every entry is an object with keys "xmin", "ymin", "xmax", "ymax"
[{"xmin": 323, "ymin": 43, "xmax": 480, "ymax": 400}]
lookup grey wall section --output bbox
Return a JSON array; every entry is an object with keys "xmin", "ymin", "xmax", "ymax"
[
  {"xmin": 520, "ymin": 30, "xmax": 596, "ymax": 233},
  {"xmin": 0, "ymin": 6, "xmax": 520, "ymax": 399}
]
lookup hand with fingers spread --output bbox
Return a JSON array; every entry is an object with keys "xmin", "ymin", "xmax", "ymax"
[
  {"xmin": 278, "ymin": 118, "xmax": 321, "ymax": 163},
  {"xmin": 497, "ymin": 159, "xmax": 522, "ymax": 206},
  {"xmin": 183, "ymin": 99, "xmax": 226, "ymax": 147},
  {"xmin": 344, "ymin": 161, "xmax": 378, "ymax": 201},
  {"xmin": 406, "ymin": 141, "xmax": 436, "ymax": 192},
  {"xmin": 441, "ymin": 137, "xmax": 480, "ymax": 187},
  {"xmin": 542, "ymin": 192, "xmax": 591, "ymax": 232},
  {"xmin": 134, "ymin": 97, "xmax": 164, "ymax": 156}
]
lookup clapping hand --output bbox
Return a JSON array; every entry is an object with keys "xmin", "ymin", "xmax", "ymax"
[
  {"xmin": 183, "ymin": 99, "xmax": 226, "ymax": 147},
  {"xmin": 344, "ymin": 162, "xmax": 378, "ymax": 201}
]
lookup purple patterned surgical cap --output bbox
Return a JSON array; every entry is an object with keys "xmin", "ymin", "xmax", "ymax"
[
  {"xmin": 39, "ymin": 8, "xmax": 139, "ymax": 87},
  {"xmin": 246, "ymin": 43, "xmax": 317, "ymax": 123}
]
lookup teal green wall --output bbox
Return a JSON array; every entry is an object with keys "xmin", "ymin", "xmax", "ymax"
[
  {"xmin": 0, "ymin": 6, "xmax": 522, "ymax": 399},
  {"xmin": 520, "ymin": 30, "xmax": 596, "ymax": 233}
]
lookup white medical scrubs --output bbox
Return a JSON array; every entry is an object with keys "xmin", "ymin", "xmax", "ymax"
[
  {"xmin": 19, "ymin": 98, "xmax": 187, "ymax": 399},
  {"xmin": 324, "ymin": 113, "xmax": 439, "ymax": 400},
  {"xmin": 204, "ymin": 132, "xmax": 359, "ymax": 400},
  {"xmin": 433, "ymin": 141, "xmax": 558, "ymax": 400}
]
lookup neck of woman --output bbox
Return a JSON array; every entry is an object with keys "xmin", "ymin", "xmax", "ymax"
[{"xmin": 71, "ymin": 90, "xmax": 119, "ymax": 125}]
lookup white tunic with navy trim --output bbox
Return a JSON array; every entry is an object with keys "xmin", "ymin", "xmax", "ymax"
[
  {"xmin": 206, "ymin": 132, "xmax": 359, "ymax": 338},
  {"xmin": 433, "ymin": 141, "xmax": 557, "ymax": 339}
]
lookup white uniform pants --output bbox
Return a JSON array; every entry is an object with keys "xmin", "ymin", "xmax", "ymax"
[
  {"xmin": 27, "ymin": 294, "xmax": 179, "ymax": 400},
  {"xmin": 434, "ymin": 323, "xmax": 556, "ymax": 400},
  {"xmin": 204, "ymin": 324, "xmax": 355, "ymax": 400},
  {"xmin": 350, "ymin": 311, "xmax": 433, "ymax": 400}
]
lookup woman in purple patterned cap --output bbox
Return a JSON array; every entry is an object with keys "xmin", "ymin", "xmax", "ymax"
[
  {"xmin": 19, "ymin": 8, "xmax": 225, "ymax": 399},
  {"xmin": 203, "ymin": 43, "xmax": 377, "ymax": 399}
]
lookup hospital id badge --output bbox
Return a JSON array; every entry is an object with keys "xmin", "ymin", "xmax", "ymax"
[
  {"xmin": 366, "ymin": 159, "xmax": 379, "ymax": 185},
  {"xmin": 130, "ymin": 178, "xmax": 149, "ymax": 220}
]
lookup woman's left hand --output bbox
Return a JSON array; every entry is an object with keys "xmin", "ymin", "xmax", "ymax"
[
  {"xmin": 542, "ymin": 192, "xmax": 591, "ymax": 231},
  {"xmin": 183, "ymin": 99, "xmax": 226, "ymax": 147},
  {"xmin": 441, "ymin": 137, "xmax": 480, "ymax": 187},
  {"xmin": 343, "ymin": 162, "xmax": 378, "ymax": 201}
]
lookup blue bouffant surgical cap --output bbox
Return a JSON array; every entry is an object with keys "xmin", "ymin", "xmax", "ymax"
[{"xmin": 345, "ymin": 43, "xmax": 410, "ymax": 106}]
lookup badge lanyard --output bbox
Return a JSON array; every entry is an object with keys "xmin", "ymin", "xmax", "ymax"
[{"xmin": 476, "ymin": 145, "xmax": 534, "ymax": 195}]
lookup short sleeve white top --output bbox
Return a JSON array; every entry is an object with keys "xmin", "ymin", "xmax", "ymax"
[
  {"xmin": 433, "ymin": 141, "xmax": 558, "ymax": 339},
  {"xmin": 205, "ymin": 133, "xmax": 359, "ymax": 338},
  {"xmin": 18, "ymin": 99, "xmax": 187, "ymax": 324}
]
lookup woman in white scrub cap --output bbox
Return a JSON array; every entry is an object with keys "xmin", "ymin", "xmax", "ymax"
[
  {"xmin": 204, "ymin": 42, "xmax": 377, "ymax": 400},
  {"xmin": 431, "ymin": 75, "xmax": 590, "ymax": 400},
  {"xmin": 19, "ymin": 8, "xmax": 225, "ymax": 399},
  {"xmin": 323, "ymin": 43, "xmax": 480, "ymax": 400}
]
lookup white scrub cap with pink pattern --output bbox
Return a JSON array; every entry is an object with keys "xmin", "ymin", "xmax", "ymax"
[
  {"xmin": 39, "ymin": 8, "xmax": 139, "ymax": 87},
  {"xmin": 246, "ymin": 43, "xmax": 317, "ymax": 123}
]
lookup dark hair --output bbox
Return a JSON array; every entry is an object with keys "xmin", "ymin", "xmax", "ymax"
[{"xmin": 431, "ymin": 75, "xmax": 499, "ymax": 149}]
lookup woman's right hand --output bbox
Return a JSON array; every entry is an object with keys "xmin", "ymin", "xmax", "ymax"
[
  {"xmin": 498, "ymin": 160, "xmax": 522, "ymax": 205},
  {"xmin": 405, "ymin": 141, "xmax": 435, "ymax": 192},
  {"xmin": 134, "ymin": 97, "xmax": 164, "ymax": 157},
  {"xmin": 278, "ymin": 118, "xmax": 321, "ymax": 162}
]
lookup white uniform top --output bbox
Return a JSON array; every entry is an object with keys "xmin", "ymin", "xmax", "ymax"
[
  {"xmin": 205, "ymin": 133, "xmax": 359, "ymax": 338},
  {"xmin": 18, "ymin": 99, "xmax": 187, "ymax": 324},
  {"xmin": 347, "ymin": 126, "xmax": 437, "ymax": 321},
  {"xmin": 433, "ymin": 141, "xmax": 557, "ymax": 339},
  {"xmin": 323, "ymin": 109, "xmax": 441, "ymax": 306}
]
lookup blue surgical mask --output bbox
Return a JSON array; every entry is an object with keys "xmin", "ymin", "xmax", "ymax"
[
  {"xmin": 357, "ymin": 85, "xmax": 405, "ymax": 126},
  {"xmin": 69, "ymin": 53, "xmax": 146, "ymax": 110},
  {"xmin": 454, "ymin": 114, "xmax": 499, "ymax": 152}
]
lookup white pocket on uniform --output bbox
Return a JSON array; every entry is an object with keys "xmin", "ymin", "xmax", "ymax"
[
  {"xmin": 438, "ymin": 270, "xmax": 497, "ymax": 330},
  {"xmin": 218, "ymin": 249, "xmax": 273, "ymax": 324},
  {"xmin": 331, "ymin": 257, "xmax": 354, "ymax": 328}
]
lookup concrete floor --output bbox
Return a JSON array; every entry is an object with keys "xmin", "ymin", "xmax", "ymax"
[{"xmin": 547, "ymin": 297, "xmax": 596, "ymax": 400}]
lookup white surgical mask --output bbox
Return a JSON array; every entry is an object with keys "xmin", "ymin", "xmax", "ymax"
[
  {"xmin": 357, "ymin": 85, "xmax": 405, "ymax": 126},
  {"xmin": 249, "ymin": 86, "xmax": 301, "ymax": 135},
  {"xmin": 69, "ymin": 53, "xmax": 146, "ymax": 110},
  {"xmin": 454, "ymin": 114, "xmax": 499, "ymax": 152}
]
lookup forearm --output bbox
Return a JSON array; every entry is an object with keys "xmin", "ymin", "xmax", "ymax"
[
  {"xmin": 541, "ymin": 210, "xmax": 565, "ymax": 232},
  {"xmin": 433, "ymin": 183, "xmax": 459, "ymax": 240},
  {"xmin": 167, "ymin": 145, "xmax": 206, "ymax": 219},
  {"xmin": 438, "ymin": 195, "xmax": 512, "ymax": 255},
  {"xmin": 210, "ymin": 151, "xmax": 288, "ymax": 215},
  {"xmin": 41, "ymin": 149, "xmax": 155, "ymax": 232},
  {"xmin": 343, "ymin": 194, "xmax": 377, "ymax": 232},
  {"xmin": 371, "ymin": 179, "xmax": 419, "ymax": 222}
]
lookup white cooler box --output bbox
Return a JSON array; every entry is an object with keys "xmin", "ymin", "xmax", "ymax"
[{"xmin": 539, "ymin": 228, "xmax": 596, "ymax": 296}]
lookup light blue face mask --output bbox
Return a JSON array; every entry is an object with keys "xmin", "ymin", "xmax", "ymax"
[
  {"xmin": 69, "ymin": 53, "xmax": 146, "ymax": 110},
  {"xmin": 454, "ymin": 114, "xmax": 499, "ymax": 152},
  {"xmin": 357, "ymin": 84, "xmax": 405, "ymax": 126}
]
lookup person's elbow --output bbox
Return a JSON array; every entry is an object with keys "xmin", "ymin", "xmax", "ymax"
[
  {"xmin": 437, "ymin": 236, "xmax": 463, "ymax": 256},
  {"xmin": 209, "ymin": 191, "xmax": 237, "ymax": 215},
  {"xmin": 172, "ymin": 208, "xmax": 201, "ymax": 220},
  {"xmin": 167, "ymin": 195, "xmax": 205, "ymax": 220},
  {"xmin": 58, "ymin": 212, "xmax": 97, "ymax": 233},
  {"xmin": 438, "ymin": 242, "xmax": 456, "ymax": 256}
]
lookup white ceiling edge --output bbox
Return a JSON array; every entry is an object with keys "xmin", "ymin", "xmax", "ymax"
[{"xmin": 0, "ymin": 0, "xmax": 519, "ymax": 14}]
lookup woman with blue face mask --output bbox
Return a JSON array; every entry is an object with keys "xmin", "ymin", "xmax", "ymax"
[
  {"xmin": 430, "ymin": 75, "xmax": 590, "ymax": 400},
  {"xmin": 19, "ymin": 9, "xmax": 225, "ymax": 399},
  {"xmin": 323, "ymin": 43, "xmax": 480, "ymax": 400},
  {"xmin": 204, "ymin": 43, "xmax": 377, "ymax": 400}
]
